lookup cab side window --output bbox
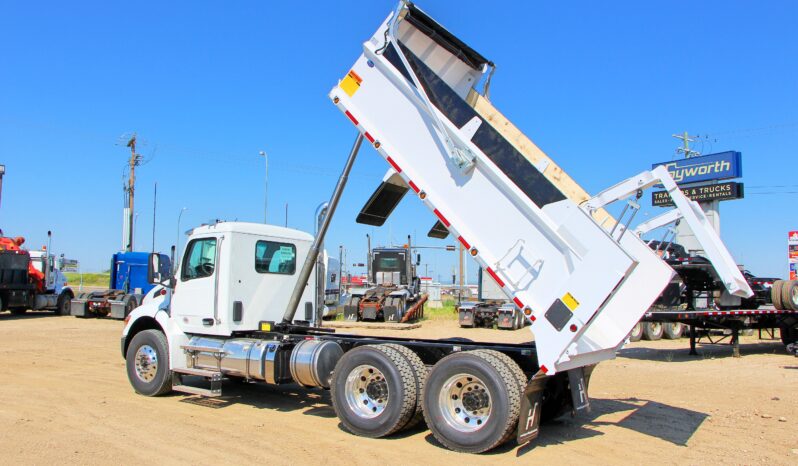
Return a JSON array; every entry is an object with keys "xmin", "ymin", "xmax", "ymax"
[
  {"xmin": 181, "ymin": 238, "xmax": 217, "ymax": 281},
  {"xmin": 255, "ymin": 241, "xmax": 296, "ymax": 275}
]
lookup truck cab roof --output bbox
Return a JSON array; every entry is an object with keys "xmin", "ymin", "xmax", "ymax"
[{"xmin": 189, "ymin": 222, "xmax": 314, "ymax": 243}]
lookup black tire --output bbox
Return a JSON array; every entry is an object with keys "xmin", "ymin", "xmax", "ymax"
[
  {"xmin": 772, "ymin": 280, "xmax": 785, "ymax": 310},
  {"xmin": 55, "ymin": 292, "xmax": 72, "ymax": 316},
  {"xmin": 124, "ymin": 296, "xmax": 139, "ymax": 317},
  {"xmin": 781, "ymin": 281, "xmax": 798, "ymax": 312},
  {"xmin": 331, "ymin": 345, "xmax": 417, "ymax": 438},
  {"xmin": 642, "ymin": 322, "xmax": 664, "ymax": 341},
  {"xmin": 383, "ymin": 344, "xmax": 427, "ymax": 429},
  {"xmin": 422, "ymin": 350, "xmax": 521, "ymax": 453},
  {"xmin": 628, "ymin": 322, "xmax": 643, "ymax": 342},
  {"xmin": 125, "ymin": 329, "xmax": 173, "ymax": 396},
  {"xmin": 663, "ymin": 322, "xmax": 684, "ymax": 340},
  {"xmin": 10, "ymin": 308, "xmax": 27, "ymax": 315}
]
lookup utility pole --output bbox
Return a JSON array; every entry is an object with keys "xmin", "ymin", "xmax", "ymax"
[
  {"xmin": 672, "ymin": 131, "xmax": 700, "ymax": 158},
  {"xmin": 151, "ymin": 182, "xmax": 157, "ymax": 252},
  {"xmin": 0, "ymin": 164, "xmax": 5, "ymax": 212},
  {"xmin": 259, "ymin": 150, "xmax": 268, "ymax": 223},
  {"xmin": 125, "ymin": 135, "xmax": 142, "ymax": 252}
]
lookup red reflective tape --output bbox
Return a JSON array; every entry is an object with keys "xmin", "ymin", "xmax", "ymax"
[
  {"xmin": 513, "ymin": 297, "xmax": 524, "ymax": 309},
  {"xmin": 433, "ymin": 209, "xmax": 450, "ymax": 227},
  {"xmin": 344, "ymin": 110, "xmax": 358, "ymax": 126},
  {"xmin": 539, "ymin": 364, "xmax": 548, "ymax": 374},
  {"xmin": 386, "ymin": 156, "xmax": 402, "ymax": 173},
  {"xmin": 458, "ymin": 236, "xmax": 470, "ymax": 250},
  {"xmin": 408, "ymin": 180, "xmax": 420, "ymax": 193},
  {"xmin": 364, "ymin": 131, "xmax": 375, "ymax": 143},
  {"xmin": 486, "ymin": 267, "xmax": 505, "ymax": 288}
]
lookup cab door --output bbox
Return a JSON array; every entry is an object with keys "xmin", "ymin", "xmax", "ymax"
[{"xmin": 172, "ymin": 236, "xmax": 222, "ymax": 334}]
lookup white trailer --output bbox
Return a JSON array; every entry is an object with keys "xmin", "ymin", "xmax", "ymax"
[{"xmin": 121, "ymin": 2, "xmax": 751, "ymax": 453}]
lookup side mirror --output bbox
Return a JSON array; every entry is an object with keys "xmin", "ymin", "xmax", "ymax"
[
  {"xmin": 147, "ymin": 253, "xmax": 162, "ymax": 284},
  {"xmin": 416, "ymin": 254, "xmax": 421, "ymax": 266}
]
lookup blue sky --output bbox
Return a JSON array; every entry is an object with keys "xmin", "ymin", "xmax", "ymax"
[{"xmin": 1, "ymin": 1, "xmax": 795, "ymax": 282}]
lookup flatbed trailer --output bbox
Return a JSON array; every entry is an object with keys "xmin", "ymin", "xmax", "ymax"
[
  {"xmin": 121, "ymin": 1, "xmax": 752, "ymax": 454},
  {"xmin": 643, "ymin": 307, "xmax": 798, "ymax": 357}
]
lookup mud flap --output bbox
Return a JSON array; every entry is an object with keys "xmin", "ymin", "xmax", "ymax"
[
  {"xmin": 343, "ymin": 297, "xmax": 360, "ymax": 321},
  {"xmin": 109, "ymin": 300, "xmax": 126, "ymax": 319},
  {"xmin": 383, "ymin": 301, "xmax": 400, "ymax": 322},
  {"xmin": 517, "ymin": 374, "xmax": 547, "ymax": 444},
  {"xmin": 567, "ymin": 366, "xmax": 591, "ymax": 415},
  {"xmin": 458, "ymin": 307, "xmax": 475, "ymax": 327},
  {"xmin": 70, "ymin": 299, "xmax": 89, "ymax": 317}
]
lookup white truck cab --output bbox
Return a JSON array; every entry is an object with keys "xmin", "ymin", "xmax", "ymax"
[{"xmin": 129, "ymin": 222, "xmax": 318, "ymax": 337}]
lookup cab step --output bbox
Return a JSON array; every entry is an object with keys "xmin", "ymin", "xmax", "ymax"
[
  {"xmin": 180, "ymin": 344, "xmax": 225, "ymax": 354},
  {"xmin": 171, "ymin": 367, "xmax": 224, "ymax": 397},
  {"xmin": 171, "ymin": 384, "xmax": 222, "ymax": 397}
]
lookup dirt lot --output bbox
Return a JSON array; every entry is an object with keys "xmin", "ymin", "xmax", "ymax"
[{"xmin": 2, "ymin": 313, "xmax": 798, "ymax": 465}]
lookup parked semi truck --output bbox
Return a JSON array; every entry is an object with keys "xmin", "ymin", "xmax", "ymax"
[
  {"xmin": 0, "ymin": 234, "xmax": 74, "ymax": 315},
  {"xmin": 71, "ymin": 251, "xmax": 170, "ymax": 319},
  {"xmin": 458, "ymin": 267, "xmax": 525, "ymax": 329},
  {"xmin": 121, "ymin": 2, "xmax": 751, "ymax": 453},
  {"xmin": 342, "ymin": 243, "xmax": 425, "ymax": 322}
]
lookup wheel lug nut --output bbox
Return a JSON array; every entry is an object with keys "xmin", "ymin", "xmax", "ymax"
[{"xmin": 455, "ymin": 407, "xmax": 460, "ymax": 413}]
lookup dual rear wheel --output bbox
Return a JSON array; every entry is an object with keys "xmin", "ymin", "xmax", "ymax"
[{"xmin": 331, "ymin": 346, "xmax": 526, "ymax": 453}]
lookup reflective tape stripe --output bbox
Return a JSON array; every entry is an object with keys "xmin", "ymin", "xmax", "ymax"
[
  {"xmin": 433, "ymin": 209, "xmax": 450, "ymax": 227},
  {"xmin": 486, "ymin": 267, "xmax": 505, "ymax": 288},
  {"xmin": 386, "ymin": 156, "xmax": 402, "ymax": 173},
  {"xmin": 344, "ymin": 110, "xmax": 358, "ymax": 126}
]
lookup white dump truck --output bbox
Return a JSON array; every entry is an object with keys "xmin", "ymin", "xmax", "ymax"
[{"xmin": 121, "ymin": 1, "xmax": 751, "ymax": 453}]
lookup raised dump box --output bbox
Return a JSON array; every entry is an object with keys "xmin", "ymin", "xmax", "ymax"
[{"xmin": 330, "ymin": 1, "xmax": 751, "ymax": 375}]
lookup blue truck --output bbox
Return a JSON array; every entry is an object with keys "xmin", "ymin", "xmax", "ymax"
[{"xmin": 71, "ymin": 251, "xmax": 170, "ymax": 319}]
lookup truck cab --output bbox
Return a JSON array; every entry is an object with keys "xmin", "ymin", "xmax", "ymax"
[
  {"xmin": 371, "ymin": 246, "xmax": 419, "ymax": 294},
  {"xmin": 167, "ymin": 222, "xmax": 319, "ymax": 336},
  {"xmin": 28, "ymin": 250, "xmax": 67, "ymax": 294}
]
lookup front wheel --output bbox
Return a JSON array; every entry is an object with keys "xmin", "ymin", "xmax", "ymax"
[
  {"xmin": 55, "ymin": 292, "xmax": 72, "ymax": 315},
  {"xmin": 125, "ymin": 329, "xmax": 172, "ymax": 396}
]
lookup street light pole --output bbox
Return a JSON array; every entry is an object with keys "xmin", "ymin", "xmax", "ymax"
[
  {"xmin": 259, "ymin": 150, "xmax": 268, "ymax": 224},
  {"xmin": 176, "ymin": 207, "xmax": 188, "ymax": 263}
]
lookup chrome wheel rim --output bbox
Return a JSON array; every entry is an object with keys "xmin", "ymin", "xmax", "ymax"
[
  {"xmin": 791, "ymin": 286, "xmax": 798, "ymax": 307},
  {"xmin": 134, "ymin": 345, "xmax": 159, "ymax": 383},
  {"xmin": 438, "ymin": 373, "xmax": 491, "ymax": 432},
  {"xmin": 344, "ymin": 364, "xmax": 389, "ymax": 419},
  {"xmin": 650, "ymin": 322, "xmax": 662, "ymax": 334}
]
